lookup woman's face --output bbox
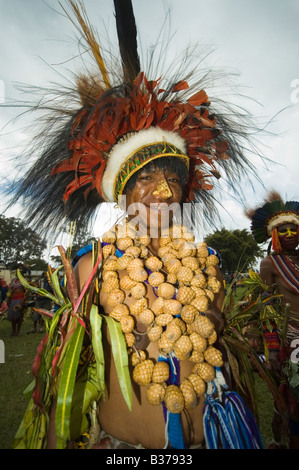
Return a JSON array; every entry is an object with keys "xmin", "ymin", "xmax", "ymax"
[
  {"xmin": 277, "ymin": 223, "xmax": 299, "ymax": 251},
  {"xmin": 124, "ymin": 167, "xmax": 183, "ymax": 236}
]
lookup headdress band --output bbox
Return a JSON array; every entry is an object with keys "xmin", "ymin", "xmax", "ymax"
[{"xmin": 113, "ymin": 142, "xmax": 189, "ymax": 200}]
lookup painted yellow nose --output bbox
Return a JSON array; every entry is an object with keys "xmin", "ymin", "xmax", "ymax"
[{"xmin": 152, "ymin": 179, "xmax": 172, "ymax": 198}]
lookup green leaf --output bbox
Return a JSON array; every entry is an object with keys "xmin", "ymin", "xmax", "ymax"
[
  {"xmin": 103, "ymin": 315, "xmax": 132, "ymax": 411},
  {"xmin": 17, "ymin": 269, "xmax": 58, "ymax": 303},
  {"xmin": 90, "ymin": 305, "xmax": 105, "ymax": 393},
  {"xmin": 55, "ymin": 320, "xmax": 85, "ymax": 449},
  {"xmin": 49, "ymin": 265, "xmax": 65, "ymax": 304}
]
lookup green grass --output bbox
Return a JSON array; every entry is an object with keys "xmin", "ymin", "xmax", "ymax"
[{"xmin": 0, "ymin": 315, "xmax": 42, "ymax": 449}]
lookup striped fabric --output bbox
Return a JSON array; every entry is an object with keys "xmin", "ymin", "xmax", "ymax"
[{"xmin": 270, "ymin": 254, "xmax": 299, "ymax": 295}]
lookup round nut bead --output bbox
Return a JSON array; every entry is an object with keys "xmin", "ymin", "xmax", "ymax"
[
  {"xmin": 120, "ymin": 275, "xmax": 138, "ymax": 290},
  {"xmin": 205, "ymin": 289, "xmax": 215, "ymax": 303},
  {"xmin": 107, "ymin": 289, "xmax": 126, "ymax": 307},
  {"xmin": 138, "ymin": 234, "xmax": 151, "ymax": 246},
  {"xmin": 120, "ymin": 314, "xmax": 135, "ymax": 333},
  {"xmin": 205, "ymin": 266, "xmax": 217, "ymax": 277},
  {"xmin": 181, "ymin": 256, "xmax": 199, "ymax": 271},
  {"xmin": 133, "ymin": 359, "xmax": 154, "ymax": 385},
  {"xmin": 131, "ymin": 350, "xmax": 147, "ymax": 366},
  {"xmin": 139, "ymin": 246, "xmax": 149, "ymax": 258},
  {"xmin": 131, "ymin": 282, "xmax": 147, "ymax": 299},
  {"xmin": 102, "ymin": 230, "xmax": 116, "ymax": 244},
  {"xmin": 152, "ymin": 361, "xmax": 170, "ymax": 383},
  {"xmin": 177, "ymin": 242, "xmax": 195, "ymax": 259},
  {"xmin": 102, "ymin": 277, "xmax": 119, "ymax": 293},
  {"xmin": 130, "ymin": 298, "xmax": 148, "ymax": 315},
  {"xmin": 167, "ymin": 273, "xmax": 178, "ymax": 285},
  {"xmin": 148, "ymin": 271, "xmax": 165, "ymax": 287},
  {"xmin": 133, "ymin": 359, "xmax": 154, "ymax": 386},
  {"xmin": 146, "ymin": 382, "xmax": 166, "ymax": 406},
  {"xmin": 191, "ymin": 295, "xmax": 209, "ymax": 312},
  {"xmin": 171, "ymin": 317, "xmax": 187, "ymax": 334},
  {"xmin": 180, "ymin": 379, "xmax": 197, "ymax": 409},
  {"xmin": 139, "ymin": 308, "xmax": 155, "ymax": 325},
  {"xmin": 180, "ymin": 305, "xmax": 197, "ymax": 324},
  {"xmin": 102, "ymin": 244, "xmax": 116, "ymax": 259},
  {"xmin": 204, "ymin": 346, "xmax": 224, "ymax": 367},
  {"xmin": 189, "ymin": 350, "xmax": 204, "ymax": 363},
  {"xmin": 191, "ymin": 273, "xmax": 207, "ymax": 288},
  {"xmin": 196, "ymin": 246, "xmax": 209, "ymax": 258},
  {"xmin": 174, "ymin": 335, "xmax": 193, "ymax": 360},
  {"xmin": 191, "ymin": 315, "xmax": 215, "ymax": 338},
  {"xmin": 163, "ymin": 299, "xmax": 182, "ymax": 316},
  {"xmin": 125, "ymin": 246, "xmax": 141, "ymax": 258},
  {"xmin": 157, "ymin": 282, "xmax": 176, "ymax": 300},
  {"xmin": 193, "ymin": 362, "xmax": 215, "ymax": 382},
  {"xmin": 128, "ymin": 268, "xmax": 148, "ymax": 283},
  {"xmin": 124, "ymin": 332, "xmax": 135, "ymax": 348},
  {"xmin": 109, "ymin": 303, "xmax": 130, "ymax": 321},
  {"xmin": 165, "ymin": 258, "xmax": 182, "ymax": 274},
  {"xmin": 176, "ymin": 286, "xmax": 195, "ymax": 305},
  {"xmin": 151, "ymin": 297, "xmax": 164, "ymax": 315},
  {"xmin": 206, "ymin": 254, "xmax": 219, "ymax": 267},
  {"xmin": 207, "ymin": 276, "xmax": 221, "ymax": 293},
  {"xmin": 188, "ymin": 373, "xmax": 206, "ymax": 396},
  {"xmin": 116, "ymin": 236, "xmax": 134, "ymax": 251},
  {"xmin": 159, "ymin": 236, "xmax": 172, "ymax": 247},
  {"xmin": 147, "ymin": 325, "xmax": 163, "ymax": 342},
  {"xmin": 127, "ymin": 258, "xmax": 144, "ymax": 271},
  {"xmin": 116, "ymin": 254, "xmax": 134, "ymax": 270},
  {"xmin": 102, "ymin": 270, "xmax": 118, "ymax": 281},
  {"xmin": 157, "ymin": 332, "xmax": 174, "ymax": 351},
  {"xmin": 155, "ymin": 313, "xmax": 174, "ymax": 327},
  {"xmin": 145, "ymin": 256, "xmax": 163, "ymax": 271},
  {"xmin": 208, "ymin": 329, "xmax": 217, "ymax": 345},
  {"xmin": 189, "ymin": 332, "xmax": 207, "ymax": 352},
  {"xmin": 176, "ymin": 266, "xmax": 194, "ymax": 285},
  {"xmin": 164, "ymin": 385, "xmax": 185, "ymax": 414},
  {"xmin": 164, "ymin": 323, "xmax": 182, "ymax": 343}
]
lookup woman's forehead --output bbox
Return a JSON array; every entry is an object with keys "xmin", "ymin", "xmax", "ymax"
[{"xmin": 278, "ymin": 223, "xmax": 298, "ymax": 230}]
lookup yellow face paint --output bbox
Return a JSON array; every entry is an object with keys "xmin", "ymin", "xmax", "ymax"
[
  {"xmin": 278, "ymin": 227, "xmax": 297, "ymax": 237},
  {"xmin": 152, "ymin": 179, "xmax": 172, "ymax": 198}
]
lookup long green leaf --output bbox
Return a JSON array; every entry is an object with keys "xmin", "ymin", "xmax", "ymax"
[
  {"xmin": 49, "ymin": 265, "xmax": 65, "ymax": 304},
  {"xmin": 55, "ymin": 320, "xmax": 85, "ymax": 449},
  {"xmin": 90, "ymin": 305, "xmax": 105, "ymax": 393},
  {"xmin": 17, "ymin": 269, "xmax": 58, "ymax": 304},
  {"xmin": 103, "ymin": 316, "xmax": 132, "ymax": 411}
]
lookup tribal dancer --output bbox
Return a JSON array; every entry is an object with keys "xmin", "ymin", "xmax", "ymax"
[
  {"xmin": 11, "ymin": 0, "xmax": 266, "ymax": 449},
  {"xmin": 248, "ymin": 191, "xmax": 299, "ymax": 448}
]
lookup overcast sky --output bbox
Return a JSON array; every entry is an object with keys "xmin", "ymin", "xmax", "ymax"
[{"xmin": 1, "ymin": 0, "xmax": 299, "ymax": 246}]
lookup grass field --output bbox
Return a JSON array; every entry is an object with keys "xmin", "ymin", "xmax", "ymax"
[{"xmin": 0, "ymin": 312, "xmax": 276, "ymax": 449}]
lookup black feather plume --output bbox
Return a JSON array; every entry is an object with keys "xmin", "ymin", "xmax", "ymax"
[{"xmin": 114, "ymin": 0, "xmax": 140, "ymax": 84}]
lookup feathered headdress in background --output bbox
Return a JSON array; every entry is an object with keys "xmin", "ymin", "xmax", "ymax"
[
  {"xmin": 8, "ymin": 0, "xmax": 264, "ymax": 235},
  {"xmin": 246, "ymin": 190, "xmax": 299, "ymax": 245}
]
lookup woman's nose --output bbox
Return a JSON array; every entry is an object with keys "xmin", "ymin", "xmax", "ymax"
[{"xmin": 152, "ymin": 179, "xmax": 172, "ymax": 199}]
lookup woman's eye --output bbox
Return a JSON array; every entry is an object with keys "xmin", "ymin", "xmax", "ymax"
[{"xmin": 138, "ymin": 175, "xmax": 151, "ymax": 180}]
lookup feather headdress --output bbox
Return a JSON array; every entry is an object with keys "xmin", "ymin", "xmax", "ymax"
[
  {"xmin": 246, "ymin": 191, "xmax": 299, "ymax": 243},
  {"xmin": 9, "ymin": 0, "xmax": 265, "ymax": 235}
]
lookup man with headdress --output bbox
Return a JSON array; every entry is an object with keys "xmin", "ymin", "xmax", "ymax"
[
  {"xmin": 248, "ymin": 191, "xmax": 299, "ymax": 448},
  {"xmin": 10, "ymin": 0, "xmax": 265, "ymax": 450}
]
